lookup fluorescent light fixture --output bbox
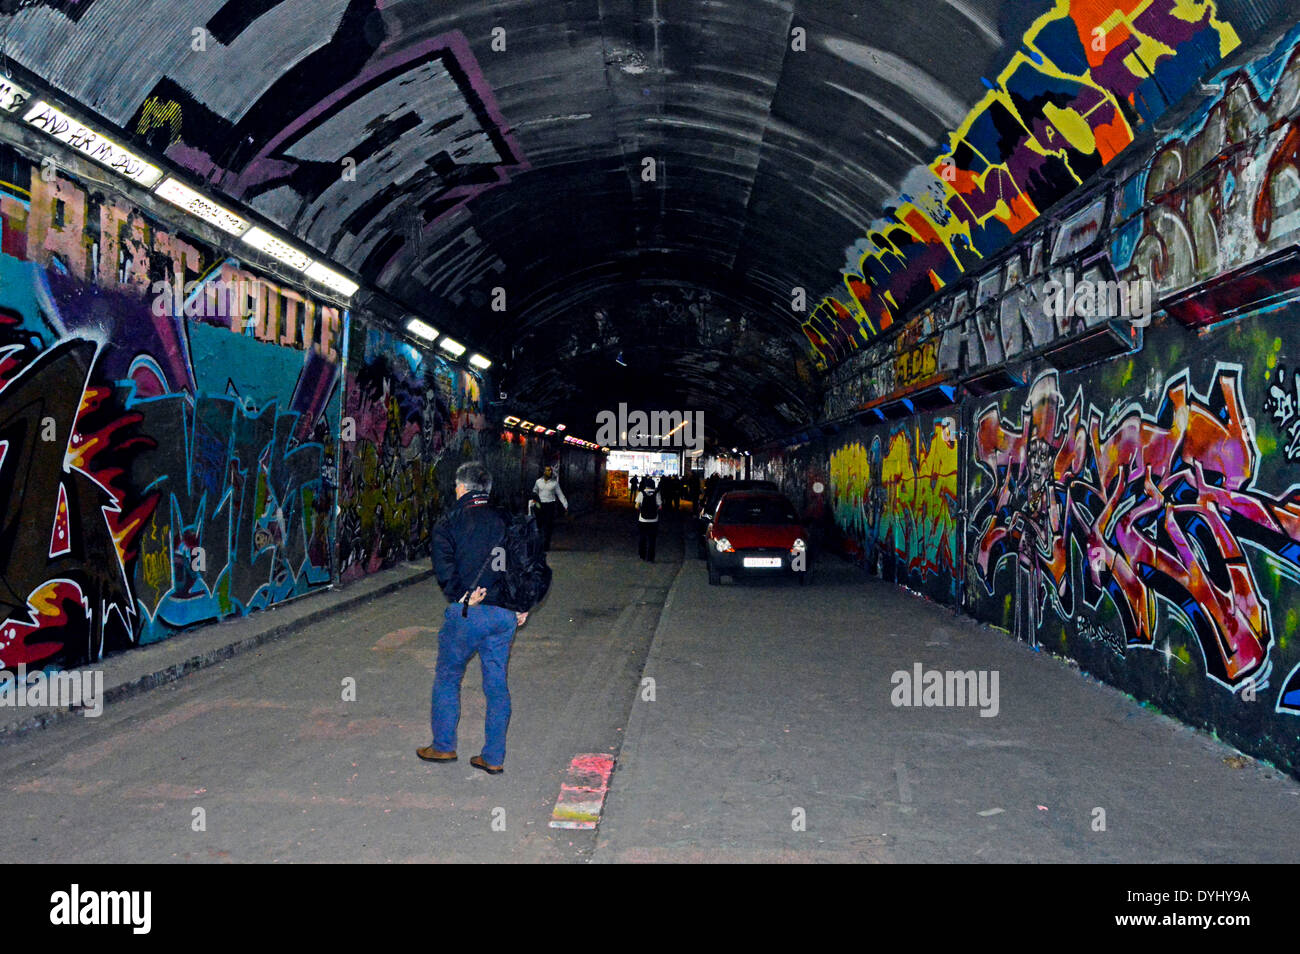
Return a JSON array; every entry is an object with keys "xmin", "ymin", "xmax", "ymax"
[
  {"xmin": 469, "ymin": 353, "xmax": 492, "ymax": 370},
  {"xmin": 556, "ymin": 424, "xmax": 566, "ymax": 431},
  {"xmin": 0, "ymin": 76, "xmax": 32, "ymax": 114},
  {"xmin": 241, "ymin": 226, "xmax": 314, "ymax": 272},
  {"xmin": 304, "ymin": 261, "xmax": 359, "ymax": 298},
  {"xmin": 154, "ymin": 177, "xmax": 250, "ymax": 236},
  {"xmin": 532, "ymin": 424, "xmax": 546, "ymax": 432},
  {"xmin": 545, "ymin": 429, "xmax": 556, "ymax": 435},
  {"xmin": 439, "ymin": 337, "xmax": 466, "ymax": 357},
  {"xmin": 504, "ymin": 415, "xmax": 521, "ymax": 426},
  {"xmin": 24, "ymin": 101, "xmax": 163, "ymax": 188},
  {"xmin": 406, "ymin": 318, "xmax": 439, "ymax": 340}
]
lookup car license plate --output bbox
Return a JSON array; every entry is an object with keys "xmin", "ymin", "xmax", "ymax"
[{"xmin": 743, "ymin": 557, "xmax": 782, "ymax": 568}]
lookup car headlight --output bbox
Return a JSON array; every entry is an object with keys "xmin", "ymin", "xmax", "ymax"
[{"xmin": 715, "ymin": 537, "xmax": 734, "ymax": 553}]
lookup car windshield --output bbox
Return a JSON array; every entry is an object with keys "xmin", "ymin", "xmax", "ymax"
[
  {"xmin": 717, "ymin": 496, "xmax": 799, "ymax": 525},
  {"xmin": 706, "ymin": 481, "xmax": 776, "ymax": 510}
]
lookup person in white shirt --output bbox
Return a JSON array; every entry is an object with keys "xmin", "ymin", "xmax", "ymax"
[
  {"xmin": 634, "ymin": 478, "xmax": 662, "ymax": 562},
  {"xmin": 531, "ymin": 466, "xmax": 568, "ymax": 551}
]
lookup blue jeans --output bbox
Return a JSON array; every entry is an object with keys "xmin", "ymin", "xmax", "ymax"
[{"xmin": 431, "ymin": 603, "xmax": 518, "ymax": 765}]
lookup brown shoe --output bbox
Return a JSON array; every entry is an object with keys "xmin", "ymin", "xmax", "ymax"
[
  {"xmin": 470, "ymin": 755, "xmax": 503, "ymax": 775},
  {"xmin": 417, "ymin": 746, "xmax": 457, "ymax": 762}
]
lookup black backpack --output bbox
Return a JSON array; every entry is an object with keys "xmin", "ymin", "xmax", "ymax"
[
  {"xmin": 497, "ymin": 512, "xmax": 552, "ymax": 612},
  {"xmin": 639, "ymin": 487, "xmax": 659, "ymax": 520},
  {"xmin": 459, "ymin": 510, "xmax": 552, "ymax": 615}
]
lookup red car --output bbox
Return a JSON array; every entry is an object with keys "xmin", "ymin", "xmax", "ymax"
[{"xmin": 705, "ymin": 490, "xmax": 812, "ymax": 586}]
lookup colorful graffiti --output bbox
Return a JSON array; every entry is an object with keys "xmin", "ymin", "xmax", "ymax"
[
  {"xmin": 1112, "ymin": 23, "xmax": 1300, "ymax": 296},
  {"xmin": 825, "ymin": 22, "xmax": 1300, "ymax": 428},
  {"xmin": 337, "ymin": 324, "xmax": 486, "ymax": 581},
  {"xmin": 0, "ymin": 145, "xmax": 341, "ymax": 672},
  {"xmin": 830, "ymin": 416, "xmax": 959, "ymax": 599},
  {"xmin": 969, "ymin": 366, "xmax": 1300, "ymax": 691},
  {"xmin": 804, "ymin": 0, "xmax": 1240, "ymax": 368}
]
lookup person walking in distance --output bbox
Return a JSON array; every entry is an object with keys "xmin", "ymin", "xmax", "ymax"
[
  {"xmin": 531, "ymin": 465, "xmax": 568, "ymax": 551},
  {"xmin": 635, "ymin": 477, "xmax": 662, "ymax": 562},
  {"xmin": 664, "ymin": 474, "xmax": 680, "ymax": 512},
  {"xmin": 419, "ymin": 461, "xmax": 528, "ymax": 775}
]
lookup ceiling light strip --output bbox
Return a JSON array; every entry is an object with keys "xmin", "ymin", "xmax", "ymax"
[
  {"xmin": 23, "ymin": 100, "xmax": 162, "ymax": 188},
  {"xmin": 8, "ymin": 88, "xmax": 506, "ymax": 355}
]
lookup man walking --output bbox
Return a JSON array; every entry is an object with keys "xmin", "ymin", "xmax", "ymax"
[
  {"xmin": 531, "ymin": 465, "xmax": 568, "ymax": 551},
  {"xmin": 635, "ymin": 477, "xmax": 662, "ymax": 562},
  {"xmin": 419, "ymin": 461, "xmax": 528, "ymax": 775}
]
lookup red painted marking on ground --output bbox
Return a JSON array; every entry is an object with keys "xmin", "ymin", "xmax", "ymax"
[{"xmin": 549, "ymin": 753, "xmax": 615, "ymax": 830}]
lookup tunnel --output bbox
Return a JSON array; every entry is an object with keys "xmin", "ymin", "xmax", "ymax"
[{"xmin": 1, "ymin": 0, "xmax": 1300, "ymax": 882}]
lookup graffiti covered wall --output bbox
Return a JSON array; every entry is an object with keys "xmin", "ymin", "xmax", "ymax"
[
  {"xmin": 966, "ymin": 315, "xmax": 1300, "ymax": 770},
  {"xmin": 828, "ymin": 411, "xmax": 962, "ymax": 606},
  {"xmin": 777, "ymin": 20, "xmax": 1300, "ymax": 777},
  {"xmin": 824, "ymin": 20, "xmax": 1300, "ymax": 425},
  {"xmin": 0, "ymin": 143, "xmax": 344, "ymax": 672},
  {"xmin": 338, "ymin": 323, "xmax": 487, "ymax": 581},
  {"xmin": 803, "ymin": 0, "xmax": 1241, "ymax": 369}
]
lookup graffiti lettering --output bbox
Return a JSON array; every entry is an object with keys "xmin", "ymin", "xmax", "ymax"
[{"xmin": 971, "ymin": 367, "xmax": 1300, "ymax": 688}]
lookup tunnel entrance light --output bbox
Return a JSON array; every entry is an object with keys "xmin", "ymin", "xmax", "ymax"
[
  {"xmin": 439, "ymin": 337, "xmax": 467, "ymax": 357},
  {"xmin": 469, "ymin": 353, "xmax": 492, "ymax": 369},
  {"xmin": 406, "ymin": 318, "xmax": 439, "ymax": 341},
  {"xmin": 154, "ymin": 177, "xmax": 251, "ymax": 236},
  {"xmin": 23, "ymin": 101, "xmax": 163, "ymax": 187},
  {"xmin": 241, "ymin": 226, "xmax": 314, "ymax": 272}
]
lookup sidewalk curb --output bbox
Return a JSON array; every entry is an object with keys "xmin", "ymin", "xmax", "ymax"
[
  {"xmin": 589, "ymin": 553, "xmax": 688, "ymax": 860},
  {"xmin": 0, "ymin": 567, "xmax": 437, "ymax": 741}
]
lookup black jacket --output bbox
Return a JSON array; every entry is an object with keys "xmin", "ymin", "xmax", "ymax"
[{"xmin": 432, "ymin": 492, "xmax": 508, "ymax": 605}]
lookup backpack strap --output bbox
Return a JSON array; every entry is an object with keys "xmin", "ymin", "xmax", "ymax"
[{"xmin": 461, "ymin": 519, "xmax": 509, "ymax": 618}]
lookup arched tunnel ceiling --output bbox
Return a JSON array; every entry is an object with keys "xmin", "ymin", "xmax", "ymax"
[{"xmin": 0, "ymin": 0, "xmax": 1282, "ymax": 445}]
